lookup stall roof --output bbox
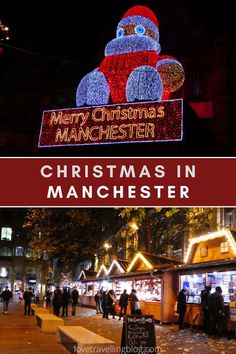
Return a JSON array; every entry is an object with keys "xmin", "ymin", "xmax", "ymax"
[
  {"xmin": 96, "ymin": 264, "xmax": 109, "ymax": 278},
  {"xmin": 99, "ymin": 268, "xmax": 165, "ymax": 281},
  {"xmin": 127, "ymin": 251, "xmax": 182, "ymax": 273},
  {"xmin": 78, "ymin": 269, "xmax": 97, "ymax": 280},
  {"xmin": 107, "ymin": 258, "xmax": 130, "ymax": 275},
  {"xmin": 81, "ymin": 262, "xmax": 177, "ymax": 283},
  {"xmin": 184, "ymin": 228, "xmax": 236, "ymax": 263},
  {"xmin": 164, "ymin": 258, "xmax": 236, "ymax": 272}
]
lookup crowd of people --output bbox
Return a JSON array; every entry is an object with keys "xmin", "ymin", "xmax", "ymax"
[
  {"xmin": 177, "ymin": 285, "xmax": 227, "ymax": 338},
  {"xmin": 0, "ymin": 284, "xmax": 142, "ymax": 320},
  {"xmin": 0, "ymin": 285, "xmax": 80, "ymax": 317},
  {"xmin": 0, "ymin": 283, "xmax": 230, "ymax": 337},
  {"xmin": 48, "ymin": 286, "xmax": 80, "ymax": 317},
  {"xmin": 94, "ymin": 288, "xmax": 142, "ymax": 320}
]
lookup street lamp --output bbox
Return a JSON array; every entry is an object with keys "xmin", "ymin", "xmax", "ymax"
[{"xmin": 104, "ymin": 243, "xmax": 111, "ymax": 251}]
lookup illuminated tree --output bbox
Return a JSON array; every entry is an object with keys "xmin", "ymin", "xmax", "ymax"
[{"xmin": 117, "ymin": 208, "xmax": 215, "ymax": 257}]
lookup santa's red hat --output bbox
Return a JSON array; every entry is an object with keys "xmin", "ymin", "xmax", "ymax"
[{"xmin": 118, "ymin": 5, "xmax": 159, "ymax": 39}]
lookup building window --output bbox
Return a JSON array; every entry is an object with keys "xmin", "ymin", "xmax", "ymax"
[
  {"xmin": 1, "ymin": 227, "xmax": 12, "ymax": 241},
  {"xmin": 25, "ymin": 248, "xmax": 33, "ymax": 258},
  {"xmin": 225, "ymin": 212, "xmax": 233, "ymax": 228},
  {"xmin": 0, "ymin": 247, "xmax": 12, "ymax": 256},
  {"xmin": 200, "ymin": 246, "xmax": 208, "ymax": 257},
  {"xmin": 220, "ymin": 242, "xmax": 229, "ymax": 253},
  {"xmin": 43, "ymin": 251, "xmax": 49, "ymax": 260},
  {"xmin": 15, "ymin": 246, "xmax": 24, "ymax": 256},
  {"xmin": 0, "ymin": 267, "xmax": 8, "ymax": 277}
]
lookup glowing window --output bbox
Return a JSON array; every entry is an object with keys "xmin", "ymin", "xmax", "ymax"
[
  {"xmin": 15, "ymin": 246, "xmax": 24, "ymax": 256},
  {"xmin": 0, "ymin": 267, "xmax": 8, "ymax": 277},
  {"xmin": 200, "ymin": 246, "xmax": 208, "ymax": 257},
  {"xmin": 220, "ymin": 242, "xmax": 229, "ymax": 253},
  {"xmin": 43, "ymin": 252, "xmax": 49, "ymax": 260},
  {"xmin": 0, "ymin": 247, "xmax": 12, "ymax": 256},
  {"xmin": 1, "ymin": 227, "xmax": 12, "ymax": 241},
  {"xmin": 25, "ymin": 249, "xmax": 33, "ymax": 258}
]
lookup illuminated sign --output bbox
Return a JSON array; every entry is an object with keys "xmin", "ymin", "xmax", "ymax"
[
  {"xmin": 38, "ymin": 99, "xmax": 183, "ymax": 147},
  {"xmin": 39, "ymin": 6, "xmax": 184, "ymax": 147}
]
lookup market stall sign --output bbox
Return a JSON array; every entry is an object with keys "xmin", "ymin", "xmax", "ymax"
[
  {"xmin": 38, "ymin": 99, "xmax": 183, "ymax": 147},
  {"xmin": 120, "ymin": 315, "xmax": 157, "ymax": 353}
]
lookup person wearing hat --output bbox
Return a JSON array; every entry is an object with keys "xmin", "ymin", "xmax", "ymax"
[
  {"xmin": 1, "ymin": 286, "xmax": 12, "ymax": 314},
  {"xmin": 76, "ymin": 5, "xmax": 184, "ymax": 106}
]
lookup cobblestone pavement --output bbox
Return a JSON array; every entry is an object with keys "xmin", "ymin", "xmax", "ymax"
[{"xmin": 0, "ymin": 303, "xmax": 236, "ymax": 354}]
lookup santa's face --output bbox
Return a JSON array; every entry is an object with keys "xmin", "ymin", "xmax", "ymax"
[{"xmin": 105, "ymin": 20, "xmax": 161, "ymax": 56}]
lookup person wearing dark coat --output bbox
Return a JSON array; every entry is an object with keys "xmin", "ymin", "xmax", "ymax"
[
  {"xmin": 52, "ymin": 287, "xmax": 63, "ymax": 317},
  {"xmin": 45, "ymin": 290, "xmax": 52, "ymax": 307},
  {"xmin": 71, "ymin": 287, "xmax": 79, "ymax": 316},
  {"xmin": 208, "ymin": 286, "xmax": 225, "ymax": 337},
  {"xmin": 177, "ymin": 289, "xmax": 187, "ymax": 329},
  {"xmin": 62, "ymin": 288, "xmax": 71, "ymax": 317},
  {"xmin": 23, "ymin": 287, "xmax": 33, "ymax": 315},
  {"xmin": 1, "ymin": 286, "xmax": 13, "ymax": 314},
  {"xmin": 118, "ymin": 289, "xmax": 129, "ymax": 320},
  {"xmin": 106, "ymin": 290, "xmax": 116, "ymax": 319},
  {"xmin": 200, "ymin": 285, "xmax": 211, "ymax": 333},
  {"xmin": 101, "ymin": 291, "xmax": 108, "ymax": 318}
]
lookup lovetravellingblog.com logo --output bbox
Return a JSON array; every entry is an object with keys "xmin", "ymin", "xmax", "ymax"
[{"xmin": 73, "ymin": 346, "xmax": 161, "ymax": 353}]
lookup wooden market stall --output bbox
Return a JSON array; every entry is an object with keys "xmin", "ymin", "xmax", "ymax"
[
  {"xmin": 163, "ymin": 229, "xmax": 236, "ymax": 330},
  {"xmin": 78, "ymin": 269, "xmax": 98, "ymax": 307},
  {"xmin": 80, "ymin": 252, "xmax": 181, "ymax": 322}
]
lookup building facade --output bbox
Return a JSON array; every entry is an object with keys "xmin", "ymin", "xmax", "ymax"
[{"xmin": 0, "ymin": 210, "xmax": 48, "ymax": 298}]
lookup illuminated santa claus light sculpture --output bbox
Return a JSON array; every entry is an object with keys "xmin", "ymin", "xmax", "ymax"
[{"xmin": 76, "ymin": 5, "xmax": 185, "ymax": 106}]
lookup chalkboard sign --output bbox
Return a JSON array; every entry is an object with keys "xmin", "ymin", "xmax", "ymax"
[{"xmin": 120, "ymin": 315, "xmax": 157, "ymax": 353}]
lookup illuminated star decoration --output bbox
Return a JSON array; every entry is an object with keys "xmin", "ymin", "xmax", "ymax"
[{"xmin": 76, "ymin": 5, "xmax": 185, "ymax": 106}]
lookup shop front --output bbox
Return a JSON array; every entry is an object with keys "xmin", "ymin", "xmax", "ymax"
[
  {"xmin": 79, "ymin": 252, "xmax": 180, "ymax": 321},
  {"xmin": 164, "ymin": 229, "xmax": 236, "ymax": 330},
  {"xmin": 134, "ymin": 274, "xmax": 162, "ymax": 320},
  {"xmin": 97, "ymin": 272, "xmax": 163, "ymax": 320},
  {"xmin": 180, "ymin": 269, "xmax": 236, "ymax": 305},
  {"xmin": 174, "ymin": 261, "xmax": 236, "ymax": 330},
  {"xmin": 80, "ymin": 278, "xmax": 113, "ymax": 307}
]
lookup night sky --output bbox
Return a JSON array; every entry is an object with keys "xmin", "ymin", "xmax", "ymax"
[{"xmin": 1, "ymin": 0, "xmax": 224, "ymax": 63}]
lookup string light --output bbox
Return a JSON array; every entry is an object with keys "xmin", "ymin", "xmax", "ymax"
[
  {"xmin": 78, "ymin": 270, "xmax": 86, "ymax": 280},
  {"xmin": 127, "ymin": 252, "xmax": 153, "ymax": 272},
  {"xmin": 107, "ymin": 260, "xmax": 125, "ymax": 275},
  {"xmin": 0, "ymin": 20, "xmax": 10, "ymax": 41},
  {"xmin": 184, "ymin": 229, "xmax": 236, "ymax": 263},
  {"xmin": 96, "ymin": 264, "xmax": 109, "ymax": 278}
]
